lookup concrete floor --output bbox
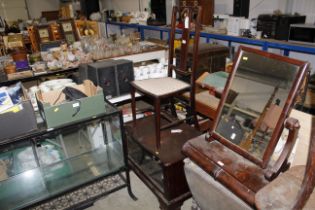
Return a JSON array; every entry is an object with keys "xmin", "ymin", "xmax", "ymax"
[{"xmin": 87, "ymin": 172, "xmax": 192, "ymax": 210}]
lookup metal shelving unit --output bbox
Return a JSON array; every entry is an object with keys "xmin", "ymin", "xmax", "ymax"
[{"xmin": 106, "ymin": 21, "xmax": 315, "ymax": 56}]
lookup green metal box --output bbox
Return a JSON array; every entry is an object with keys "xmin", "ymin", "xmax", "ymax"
[{"xmin": 36, "ymin": 80, "xmax": 106, "ymax": 129}]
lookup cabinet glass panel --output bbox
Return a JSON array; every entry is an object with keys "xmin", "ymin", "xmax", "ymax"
[
  {"xmin": 0, "ymin": 141, "xmax": 37, "ymax": 181},
  {"xmin": 128, "ymin": 138, "xmax": 164, "ymax": 193},
  {"xmin": 0, "ymin": 113, "xmax": 124, "ymax": 210},
  {"xmin": 0, "ymin": 168, "xmax": 48, "ymax": 210},
  {"xmin": 36, "ymin": 123, "xmax": 107, "ymax": 166}
]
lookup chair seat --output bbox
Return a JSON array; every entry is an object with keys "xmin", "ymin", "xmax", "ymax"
[
  {"xmin": 255, "ymin": 165, "xmax": 315, "ymax": 210},
  {"xmin": 184, "ymin": 158, "xmax": 252, "ymax": 210},
  {"xmin": 184, "ymin": 91, "xmax": 220, "ymax": 108},
  {"xmin": 195, "ymin": 91, "xmax": 220, "ymax": 108},
  {"xmin": 131, "ymin": 77, "xmax": 190, "ymax": 97},
  {"xmin": 183, "ymin": 90, "xmax": 220, "ymax": 120}
]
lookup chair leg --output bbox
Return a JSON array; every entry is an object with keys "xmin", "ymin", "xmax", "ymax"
[
  {"xmin": 131, "ymin": 86, "xmax": 136, "ymax": 125},
  {"xmin": 193, "ymin": 112, "xmax": 199, "ymax": 129},
  {"xmin": 170, "ymin": 98, "xmax": 178, "ymax": 118},
  {"xmin": 190, "ymin": 99, "xmax": 199, "ymax": 130},
  {"xmin": 154, "ymin": 98, "xmax": 161, "ymax": 154}
]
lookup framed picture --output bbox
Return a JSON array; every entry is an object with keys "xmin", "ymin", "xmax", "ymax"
[
  {"xmin": 59, "ymin": 19, "xmax": 79, "ymax": 44},
  {"xmin": 49, "ymin": 23, "xmax": 64, "ymax": 41},
  {"xmin": 7, "ymin": 34, "xmax": 24, "ymax": 49},
  {"xmin": 61, "ymin": 22, "xmax": 73, "ymax": 32},
  {"xmin": 35, "ymin": 25, "xmax": 53, "ymax": 44}
]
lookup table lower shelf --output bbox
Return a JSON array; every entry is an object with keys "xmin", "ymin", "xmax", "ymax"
[
  {"xmin": 125, "ymin": 115, "xmax": 201, "ymax": 209},
  {"xmin": 128, "ymin": 156, "xmax": 191, "ymax": 210},
  {"xmin": 0, "ymin": 142, "xmax": 125, "ymax": 210}
]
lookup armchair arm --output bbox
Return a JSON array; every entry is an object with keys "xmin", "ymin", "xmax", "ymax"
[{"xmin": 264, "ymin": 117, "xmax": 300, "ymax": 181}]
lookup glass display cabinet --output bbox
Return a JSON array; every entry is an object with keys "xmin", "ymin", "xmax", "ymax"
[{"xmin": 0, "ymin": 102, "xmax": 135, "ymax": 210}]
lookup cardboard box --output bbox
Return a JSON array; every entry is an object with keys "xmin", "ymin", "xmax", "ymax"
[
  {"xmin": 36, "ymin": 80, "xmax": 106, "ymax": 129},
  {"xmin": 0, "ymin": 100, "xmax": 37, "ymax": 142}
]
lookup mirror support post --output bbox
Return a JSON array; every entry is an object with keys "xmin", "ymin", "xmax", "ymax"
[{"xmin": 264, "ymin": 117, "xmax": 300, "ymax": 180}]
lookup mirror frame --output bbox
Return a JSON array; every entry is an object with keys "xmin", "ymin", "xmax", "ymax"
[{"xmin": 208, "ymin": 46, "xmax": 310, "ymax": 168}]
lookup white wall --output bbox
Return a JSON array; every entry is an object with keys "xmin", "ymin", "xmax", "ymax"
[
  {"xmin": 215, "ymin": 0, "xmax": 288, "ymax": 19},
  {"xmin": 0, "ymin": 0, "xmax": 28, "ymax": 22},
  {"xmin": 101, "ymin": 0, "xmax": 289, "ymax": 20},
  {"xmin": 0, "ymin": 0, "xmax": 60, "ymax": 21},
  {"xmin": 291, "ymin": 0, "xmax": 315, "ymax": 23},
  {"xmin": 100, "ymin": 0, "xmax": 177, "ymax": 23},
  {"xmin": 215, "ymin": 0, "xmax": 315, "ymax": 22},
  {"xmin": 26, "ymin": 0, "xmax": 60, "ymax": 19},
  {"xmin": 23, "ymin": 0, "xmax": 315, "ymax": 23},
  {"xmin": 100, "ymin": 0, "xmax": 150, "ymax": 12},
  {"xmin": 214, "ymin": 0, "xmax": 233, "ymax": 14},
  {"xmin": 248, "ymin": 0, "xmax": 287, "ymax": 19}
]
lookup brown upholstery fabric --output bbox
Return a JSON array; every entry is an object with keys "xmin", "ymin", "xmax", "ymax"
[
  {"xmin": 195, "ymin": 91, "xmax": 220, "ymax": 109},
  {"xmin": 184, "ymin": 158, "xmax": 252, "ymax": 210},
  {"xmin": 183, "ymin": 90, "xmax": 220, "ymax": 120}
]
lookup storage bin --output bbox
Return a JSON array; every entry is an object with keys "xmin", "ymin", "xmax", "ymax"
[
  {"xmin": 36, "ymin": 80, "xmax": 106, "ymax": 129},
  {"xmin": 0, "ymin": 100, "xmax": 37, "ymax": 141}
]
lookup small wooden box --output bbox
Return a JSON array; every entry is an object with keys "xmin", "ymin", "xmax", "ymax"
[
  {"xmin": 49, "ymin": 23, "xmax": 64, "ymax": 41},
  {"xmin": 75, "ymin": 20, "xmax": 99, "ymax": 38}
]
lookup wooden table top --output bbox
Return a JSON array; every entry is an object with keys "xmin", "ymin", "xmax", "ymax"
[{"xmin": 125, "ymin": 115, "xmax": 201, "ymax": 166}]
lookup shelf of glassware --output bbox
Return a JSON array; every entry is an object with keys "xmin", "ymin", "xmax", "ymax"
[{"xmin": 106, "ymin": 21, "xmax": 315, "ymax": 56}]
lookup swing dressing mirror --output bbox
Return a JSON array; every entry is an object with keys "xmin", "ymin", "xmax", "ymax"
[{"xmin": 212, "ymin": 46, "xmax": 309, "ymax": 166}]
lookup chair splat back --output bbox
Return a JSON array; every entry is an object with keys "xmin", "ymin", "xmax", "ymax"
[{"xmin": 168, "ymin": 6, "xmax": 202, "ymax": 85}]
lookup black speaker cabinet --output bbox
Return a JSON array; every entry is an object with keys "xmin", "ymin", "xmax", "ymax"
[
  {"xmin": 86, "ymin": 60, "xmax": 134, "ymax": 99},
  {"xmin": 96, "ymin": 64, "xmax": 118, "ymax": 99},
  {"xmin": 115, "ymin": 60, "xmax": 134, "ymax": 95},
  {"xmin": 86, "ymin": 61, "xmax": 111, "ymax": 86},
  {"xmin": 233, "ymin": 0, "xmax": 250, "ymax": 18},
  {"xmin": 87, "ymin": 60, "xmax": 117, "ymax": 99},
  {"xmin": 78, "ymin": 63, "xmax": 89, "ymax": 82}
]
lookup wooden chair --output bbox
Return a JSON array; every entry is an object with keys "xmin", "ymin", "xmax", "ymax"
[
  {"xmin": 186, "ymin": 71, "xmax": 233, "ymax": 131},
  {"xmin": 131, "ymin": 5, "xmax": 202, "ymax": 153},
  {"xmin": 182, "ymin": 46, "xmax": 310, "ymax": 208}
]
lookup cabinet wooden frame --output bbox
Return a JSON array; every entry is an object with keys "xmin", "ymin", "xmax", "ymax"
[
  {"xmin": 49, "ymin": 22, "xmax": 64, "ymax": 41},
  {"xmin": 59, "ymin": 19, "xmax": 79, "ymax": 44},
  {"xmin": 27, "ymin": 26, "xmax": 39, "ymax": 52},
  {"xmin": 35, "ymin": 25, "xmax": 53, "ymax": 44},
  {"xmin": 7, "ymin": 34, "xmax": 25, "ymax": 49}
]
